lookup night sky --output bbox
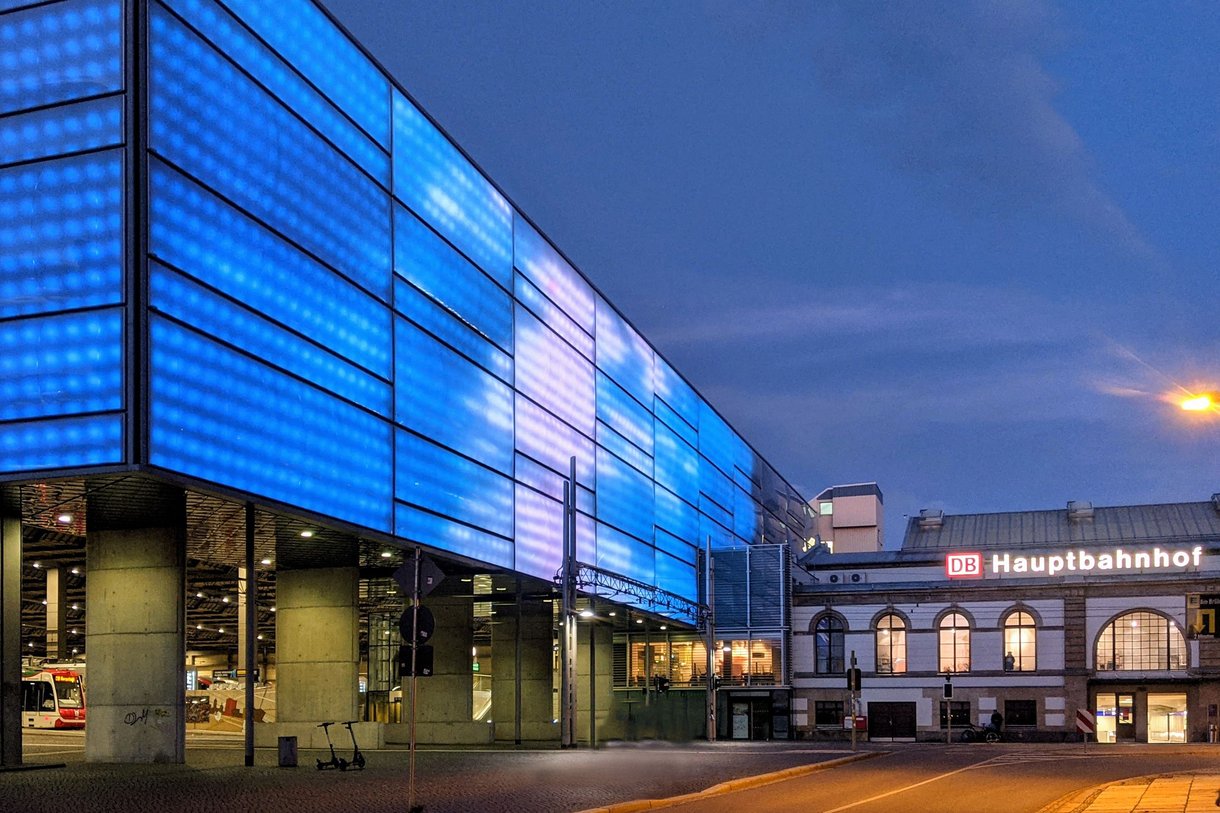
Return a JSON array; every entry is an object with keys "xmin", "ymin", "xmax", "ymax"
[{"xmin": 323, "ymin": 0, "xmax": 1219, "ymax": 545}]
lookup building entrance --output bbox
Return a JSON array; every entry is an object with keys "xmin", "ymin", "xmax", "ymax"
[
  {"xmin": 1096, "ymin": 691, "xmax": 1187, "ymax": 743},
  {"xmin": 1147, "ymin": 694, "xmax": 1187, "ymax": 743},
  {"xmin": 866, "ymin": 701, "xmax": 916, "ymax": 741}
]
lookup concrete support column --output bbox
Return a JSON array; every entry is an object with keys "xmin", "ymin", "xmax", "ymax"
[
  {"xmin": 275, "ymin": 566, "xmax": 359, "ymax": 726},
  {"xmin": 575, "ymin": 620, "xmax": 613, "ymax": 744},
  {"xmin": 1, "ymin": 512, "xmax": 22, "ymax": 767},
  {"xmin": 492, "ymin": 598, "xmax": 555, "ymax": 742},
  {"xmin": 412, "ymin": 596, "xmax": 481, "ymax": 742},
  {"xmin": 85, "ymin": 501, "xmax": 186, "ymax": 763},
  {"xmin": 45, "ymin": 566, "xmax": 67, "ymax": 660}
]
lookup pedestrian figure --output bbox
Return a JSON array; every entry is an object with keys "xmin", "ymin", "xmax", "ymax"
[{"xmin": 1003, "ymin": 651, "xmax": 1015, "ymax": 671}]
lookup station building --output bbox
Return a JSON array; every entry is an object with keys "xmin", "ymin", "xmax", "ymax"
[
  {"xmin": 792, "ymin": 495, "xmax": 1220, "ymax": 744},
  {"xmin": 0, "ymin": 0, "xmax": 809, "ymax": 764}
]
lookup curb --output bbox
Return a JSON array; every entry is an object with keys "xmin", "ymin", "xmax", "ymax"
[{"xmin": 576, "ymin": 751, "xmax": 889, "ymax": 813}]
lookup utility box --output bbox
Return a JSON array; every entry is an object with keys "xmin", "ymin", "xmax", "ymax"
[{"xmin": 278, "ymin": 736, "xmax": 298, "ymax": 768}]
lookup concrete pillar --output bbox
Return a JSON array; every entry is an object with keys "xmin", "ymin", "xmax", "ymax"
[
  {"xmin": 46, "ymin": 566, "xmax": 67, "ymax": 660},
  {"xmin": 411, "ymin": 596, "xmax": 485, "ymax": 743},
  {"xmin": 275, "ymin": 566, "xmax": 359, "ymax": 725},
  {"xmin": 492, "ymin": 598, "xmax": 555, "ymax": 742},
  {"xmin": 575, "ymin": 620, "xmax": 613, "ymax": 744},
  {"xmin": 0, "ymin": 512, "xmax": 21, "ymax": 767},
  {"xmin": 85, "ymin": 498, "xmax": 187, "ymax": 763}
]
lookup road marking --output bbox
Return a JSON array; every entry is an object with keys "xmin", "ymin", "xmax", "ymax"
[{"xmin": 820, "ymin": 755, "xmax": 1008, "ymax": 813}]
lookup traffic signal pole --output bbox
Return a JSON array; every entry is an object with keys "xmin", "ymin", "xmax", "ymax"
[{"xmin": 408, "ymin": 546, "xmax": 422, "ymax": 813}]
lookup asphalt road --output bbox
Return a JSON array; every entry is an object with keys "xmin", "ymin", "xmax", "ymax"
[{"xmin": 664, "ymin": 743, "xmax": 1220, "ymax": 813}]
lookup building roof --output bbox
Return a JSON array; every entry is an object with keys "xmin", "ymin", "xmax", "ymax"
[
  {"xmin": 902, "ymin": 496, "xmax": 1220, "ymax": 551},
  {"xmin": 813, "ymin": 482, "xmax": 884, "ymax": 502}
]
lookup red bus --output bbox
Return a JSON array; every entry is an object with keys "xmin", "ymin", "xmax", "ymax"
[{"xmin": 22, "ymin": 668, "xmax": 86, "ymax": 729}]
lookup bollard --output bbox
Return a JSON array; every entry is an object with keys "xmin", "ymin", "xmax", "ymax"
[{"xmin": 278, "ymin": 735, "xmax": 298, "ymax": 768}]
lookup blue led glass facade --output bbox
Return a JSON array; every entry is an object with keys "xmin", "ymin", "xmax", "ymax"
[
  {"xmin": 0, "ymin": 0, "xmax": 126, "ymax": 474},
  {"xmin": 2, "ymin": 0, "xmax": 809, "ymax": 617}
]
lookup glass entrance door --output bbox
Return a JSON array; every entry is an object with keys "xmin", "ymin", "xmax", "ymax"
[
  {"xmin": 1115, "ymin": 693, "xmax": 1136, "ymax": 741},
  {"xmin": 1147, "ymin": 694, "xmax": 1187, "ymax": 743}
]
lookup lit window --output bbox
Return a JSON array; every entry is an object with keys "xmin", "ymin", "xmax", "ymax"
[
  {"xmin": 819, "ymin": 502, "xmax": 833, "ymax": 516},
  {"xmin": 1095, "ymin": 611, "xmax": 1186, "ymax": 671},
  {"xmin": 876, "ymin": 614, "xmax": 906, "ymax": 674},
  {"xmin": 939, "ymin": 612, "xmax": 970, "ymax": 673},
  {"xmin": 1003, "ymin": 611, "xmax": 1036, "ymax": 671}
]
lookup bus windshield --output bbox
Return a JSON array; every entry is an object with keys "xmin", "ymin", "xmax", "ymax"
[{"xmin": 54, "ymin": 675, "xmax": 83, "ymax": 708}]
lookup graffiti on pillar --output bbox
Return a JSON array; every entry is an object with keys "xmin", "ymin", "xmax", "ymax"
[{"xmin": 123, "ymin": 708, "xmax": 171, "ymax": 727}]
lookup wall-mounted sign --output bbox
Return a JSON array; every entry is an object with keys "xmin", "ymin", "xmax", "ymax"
[{"xmin": 946, "ymin": 546, "xmax": 1203, "ymax": 580}]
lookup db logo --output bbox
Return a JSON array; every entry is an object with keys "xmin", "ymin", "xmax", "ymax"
[{"xmin": 946, "ymin": 552, "xmax": 983, "ymax": 579}]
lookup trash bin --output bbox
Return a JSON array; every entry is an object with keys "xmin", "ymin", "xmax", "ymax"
[{"xmin": 278, "ymin": 735, "xmax": 298, "ymax": 768}]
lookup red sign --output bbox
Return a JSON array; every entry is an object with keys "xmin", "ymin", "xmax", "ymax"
[
  {"xmin": 945, "ymin": 552, "xmax": 983, "ymax": 579},
  {"xmin": 1076, "ymin": 708, "xmax": 1095, "ymax": 734}
]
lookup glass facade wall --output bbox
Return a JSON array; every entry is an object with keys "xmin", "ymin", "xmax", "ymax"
[{"xmin": 1, "ymin": 0, "xmax": 808, "ymax": 617}]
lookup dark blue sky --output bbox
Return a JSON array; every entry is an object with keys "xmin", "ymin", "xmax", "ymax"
[{"xmin": 324, "ymin": 0, "xmax": 1219, "ymax": 545}]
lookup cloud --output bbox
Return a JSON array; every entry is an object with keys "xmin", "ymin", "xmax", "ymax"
[{"xmin": 809, "ymin": 0, "xmax": 1155, "ymax": 261}]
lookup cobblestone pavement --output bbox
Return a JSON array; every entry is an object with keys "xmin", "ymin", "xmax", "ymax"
[{"xmin": 1, "ymin": 734, "xmax": 869, "ymax": 813}]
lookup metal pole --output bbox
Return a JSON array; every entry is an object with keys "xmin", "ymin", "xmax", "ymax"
[
  {"xmin": 243, "ymin": 502, "xmax": 256, "ymax": 767},
  {"xmin": 588, "ymin": 601, "xmax": 596, "ymax": 749},
  {"xmin": 704, "ymin": 537, "xmax": 716, "ymax": 742},
  {"xmin": 514, "ymin": 576, "xmax": 522, "ymax": 746},
  {"xmin": 850, "ymin": 651, "xmax": 857, "ymax": 753},
  {"xmin": 560, "ymin": 459, "xmax": 577, "ymax": 747},
  {"xmin": 409, "ymin": 546, "xmax": 421, "ymax": 812}
]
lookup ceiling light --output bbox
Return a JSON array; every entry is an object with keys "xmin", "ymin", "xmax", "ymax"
[
  {"xmin": 196, "ymin": 592, "xmax": 205, "ymax": 599},
  {"xmin": 660, "ymin": 625, "xmax": 667, "ymax": 630},
  {"xmin": 579, "ymin": 609, "xmax": 594, "ymax": 618},
  {"xmin": 300, "ymin": 530, "xmax": 314, "ymax": 538},
  {"xmin": 380, "ymin": 550, "xmax": 393, "ymax": 559},
  {"xmin": 256, "ymin": 634, "xmax": 263, "ymax": 641},
  {"xmin": 56, "ymin": 513, "xmax": 72, "ymax": 524},
  {"xmin": 71, "ymin": 604, "xmax": 78, "ymax": 611},
  {"xmin": 70, "ymin": 567, "xmax": 80, "ymax": 575},
  {"xmin": 41, "ymin": 599, "xmax": 47, "ymax": 606},
  {"xmin": 32, "ymin": 562, "xmax": 40, "ymax": 569},
  {"xmin": 196, "ymin": 624, "xmax": 203, "ymax": 630},
  {"xmin": 260, "ymin": 558, "xmax": 272, "ymax": 566},
  {"xmin": 222, "ymin": 596, "xmax": 230, "ymax": 603},
  {"xmin": 218, "ymin": 628, "xmax": 225, "ymax": 634},
  {"xmin": 70, "ymin": 629, "xmax": 77, "ymax": 635},
  {"xmin": 608, "ymin": 611, "xmax": 616, "ymax": 617},
  {"xmin": 635, "ymin": 619, "xmax": 643, "ymax": 624},
  {"xmin": 270, "ymin": 606, "xmax": 276, "ymax": 612}
]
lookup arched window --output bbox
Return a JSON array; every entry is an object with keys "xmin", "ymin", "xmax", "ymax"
[
  {"xmin": 938, "ymin": 612, "xmax": 970, "ymax": 673},
  {"xmin": 814, "ymin": 615, "xmax": 845, "ymax": 674},
  {"xmin": 1003, "ymin": 610, "xmax": 1036, "ymax": 671},
  {"xmin": 876, "ymin": 613, "xmax": 906, "ymax": 674},
  {"xmin": 1096, "ymin": 611, "xmax": 1186, "ymax": 671}
]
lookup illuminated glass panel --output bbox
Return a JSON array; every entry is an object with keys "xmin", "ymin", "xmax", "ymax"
[
  {"xmin": 654, "ymin": 398, "xmax": 696, "ymax": 450},
  {"xmin": 653, "ymin": 422, "xmax": 698, "ymax": 505},
  {"xmin": 219, "ymin": 0, "xmax": 389, "ymax": 146},
  {"xmin": 0, "ymin": 150, "xmax": 122, "ymax": 318},
  {"xmin": 0, "ymin": 413, "xmax": 122, "ymax": 473},
  {"xmin": 148, "ymin": 7, "xmax": 391, "ymax": 300},
  {"xmin": 595, "ymin": 298, "xmax": 653, "ymax": 407},
  {"xmin": 654, "ymin": 357, "xmax": 698, "ymax": 435},
  {"xmin": 655, "ymin": 551, "xmax": 696, "ymax": 613},
  {"xmin": 514, "ymin": 484, "xmax": 562, "ymax": 580},
  {"xmin": 395, "ymin": 502, "xmax": 512, "ymax": 569},
  {"xmin": 514, "ymin": 271, "xmax": 592, "ymax": 360},
  {"xmin": 595, "ymin": 448, "xmax": 653, "ymax": 543},
  {"xmin": 595, "ymin": 522, "xmax": 653, "ymax": 587},
  {"xmin": 150, "ymin": 263, "xmax": 390, "ymax": 416},
  {"xmin": 513, "ymin": 217, "xmax": 594, "ymax": 332},
  {"xmin": 392, "ymin": 91, "xmax": 511, "ymax": 284},
  {"xmin": 0, "ymin": 95, "xmax": 122, "ymax": 166},
  {"xmin": 655, "ymin": 528, "xmax": 697, "ymax": 567},
  {"xmin": 699, "ymin": 455, "xmax": 733, "ymax": 517},
  {"xmin": 0, "ymin": 307, "xmax": 122, "ymax": 419},
  {"xmin": 654, "ymin": 486, "xmax": 697, "ymax": 543},
  {"xmin": 394, "ymin": 204, "xmax": 511, "ymax": 353},
  {"xmin": 514, "ymin": 395, "xmax": 595, "ymax": 487},
  {"xmin": 514, "ymin": 452, "xmax": 594, "ymax": 515},
  {"xmin": 700, "ymin": 513, "xmax": 734, "ymax": 550},
  {"xmin": 732, "ymin": 484, "xmax": 759, "ymax": 542},
  {"xmin": 698, "ymin": 400, "xmax": 734, "ymax": 477},
  {"xmin": 514, "ymin": 306, "xmax": 594, "ymax": 436},
  {"xmin": 160, "ymin": 0, "xmax": 388, "ymax": 183},
  {"xmin": 148, "ymin": 160, "xmax": 390, "ymax": 377},
  {"xmin": 396, "ymin": 430, "xmax": 512, "ymax": 538},
  {"xmin": 149, "ymin": 317, "xmax": 392, "ymax": 530},
  {"xmin": 596, "ymin": 372, "xmax": 653, "ymax": 460},
  {"xmin": 394, "ymin": 279, "xmax": 510, "ymax": 384},
  {"xmin": 0, "ymin": 0, "xmax": 123, "ymax": 115},
  {"xmin": 394, "ymin": 317, "xmax": 513, "ymax": 475}
]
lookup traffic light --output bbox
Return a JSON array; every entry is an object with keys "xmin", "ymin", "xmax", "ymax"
[
  {"xmin": 398, "ymin": 643, "xmax": 434, "ymax": 677},
  {"xmin": 846, "ymin": 667, "xmax": 862, "ymax": 692}
]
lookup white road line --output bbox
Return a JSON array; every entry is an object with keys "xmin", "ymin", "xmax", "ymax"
[{"xmin": 820, "ymin": 755, "xmax": 1008, "ymax": 813}]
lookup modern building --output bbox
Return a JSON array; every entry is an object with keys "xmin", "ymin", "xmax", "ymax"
[
  {"xmin": 0, "ymin": 0, "xmax": 809, "ymax": 763},
  {"xmin": 792, "ymin": 495, "xmax": 1220, "ymax": 743},
  {"xmin": 808, "ymin": 483, "xmax": 884, "ymax": 554}
]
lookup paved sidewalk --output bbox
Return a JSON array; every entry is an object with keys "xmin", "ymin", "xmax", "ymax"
[
  {"xmin": 1, "ymin": 736, "xmax": 874, "ymax": 813},
  {"xmin": 1042, "ymin": 773, "xmax": 1220, "ymax": 813}
]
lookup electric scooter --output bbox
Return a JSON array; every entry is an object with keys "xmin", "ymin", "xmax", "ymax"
[
  {"xmin": 316, "ymin": 721, "xmax": 349, "ymax": 771},
  {"xmin": 342, "ymin": 720, "xmax": 366, "ymax": 770}
]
